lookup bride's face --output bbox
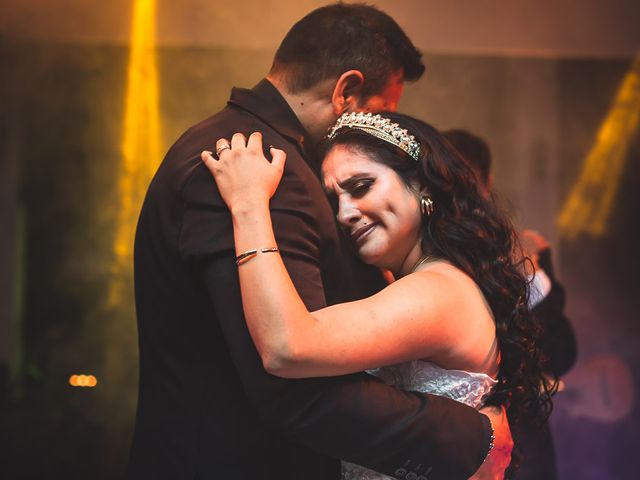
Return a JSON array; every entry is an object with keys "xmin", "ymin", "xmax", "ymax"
[{"xmin": 322, "ymin": 144, "xmax": 423, "ymax": 274}]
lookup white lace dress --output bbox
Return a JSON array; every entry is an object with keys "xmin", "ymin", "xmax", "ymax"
[{"xmin": 341, "ymin": 360, "xmax": 497, "ymax": 480}]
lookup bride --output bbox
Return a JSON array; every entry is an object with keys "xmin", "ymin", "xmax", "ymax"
[{"xmin": 202, "ymin": 112, "xmax": 552, "ymax": 479}]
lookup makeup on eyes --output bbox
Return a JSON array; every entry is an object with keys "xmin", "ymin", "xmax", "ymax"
[
  {"xmin": 339, "ymin": 174, "xmax": 376, "ymax": 196},
  {"xmin": 349, "ymin": 178, "xmax": 375, "ymax": 197},
  {"xmin": 323, "ymin": 174, "xmax": 376, "ymax": 202}
]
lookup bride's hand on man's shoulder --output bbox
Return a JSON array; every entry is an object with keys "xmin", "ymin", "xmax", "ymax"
[{"xmin": 201, "ymin": 131, "xmax": 286, "ymax": 213}]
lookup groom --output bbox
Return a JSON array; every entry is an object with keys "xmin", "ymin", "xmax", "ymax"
[{"xmin": 129, "ymin": 4, "xmax": 507, "ymax": 479}]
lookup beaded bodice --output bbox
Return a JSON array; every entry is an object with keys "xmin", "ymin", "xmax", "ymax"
[
  {"xmin": 366, "ymin": 360, "xmax": 496, "ymax": 408},
  {"xmin": 341, "ymin": 360, "xmax": 497, "ymax": 480}
]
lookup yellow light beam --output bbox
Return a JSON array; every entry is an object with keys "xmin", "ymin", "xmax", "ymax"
[
  {"xmin": 558, "ymin": 55, "xmax": 640, "ymax": 240},
  {"xmin": 115, "ymin": 0, "xmax": 161, "ymax": 266}
]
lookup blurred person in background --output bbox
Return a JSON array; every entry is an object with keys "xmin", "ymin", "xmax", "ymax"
[{"xmin": 444, "ymin": 128, "xmax": 577, "ymax": 479}]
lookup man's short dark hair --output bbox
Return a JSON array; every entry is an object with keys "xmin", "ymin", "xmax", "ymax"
[
  {"xmin": 443, "ymin": 129, "xmax": 492, "ymax": 187},
  {"xmin": 270, "ymin": 3, "xmax": 424, "ymax": 99}
]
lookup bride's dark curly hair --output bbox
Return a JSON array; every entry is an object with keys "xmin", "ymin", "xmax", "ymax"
[{"xmin": 321, "ymin": 112, "xmax": 555, "ymax": 425}]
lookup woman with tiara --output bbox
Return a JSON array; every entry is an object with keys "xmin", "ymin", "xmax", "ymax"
[{"xmin": 201, "ymin": 112, "xmax": 553, "ymax": 479}]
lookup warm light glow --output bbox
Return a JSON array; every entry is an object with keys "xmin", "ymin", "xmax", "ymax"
[
  {"xmin": 114, "ymin": 0, "xmax": 161, "ymax": 266},
  {"xmin": 558, "ymin": 56, "xmax": 640, "ymax": 239},
  {"xmin": 69, "ymin": 374, "xmax": 98, "ymax": 388}
]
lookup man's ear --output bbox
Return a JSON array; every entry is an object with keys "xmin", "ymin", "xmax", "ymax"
[
  {"xmin": 331, "ymin": 70, "xmax": 365, "ymax": 115},
  {"xmin": 486, "ymin": 172, "xmax": 494, "ymax": 194}
]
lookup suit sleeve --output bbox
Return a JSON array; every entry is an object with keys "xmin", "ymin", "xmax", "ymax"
[
  {"xmin": 178, "ymin": 162, "xmax": 492, "ymax": 480},
  {"xmin": 533, "ymin": 248, "xmax": 577, "ymax": 377}
]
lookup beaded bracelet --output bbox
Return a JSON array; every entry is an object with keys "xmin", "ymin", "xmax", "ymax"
[{"xmin": 236, "ymin": 247, "xmax": 279, "ymax": 265}]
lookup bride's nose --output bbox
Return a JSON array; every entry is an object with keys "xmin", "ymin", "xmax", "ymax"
[{"xmin": 337, "ymin": 196, "xmax": 361, "ymax": 226}]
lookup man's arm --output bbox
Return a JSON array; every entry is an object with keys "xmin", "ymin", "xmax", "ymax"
[
  {"xmin": 203, "ymin": 254, "xmax": 492, "ymax": 479},
  {"xmin": 533, "ymin": 248, "xmax": 577, "ymax": 376},
  {"xmin": 181, "ymin": 161, "xmax": 493, "ymax": 479}
]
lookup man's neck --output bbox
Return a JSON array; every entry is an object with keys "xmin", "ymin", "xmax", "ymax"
[{"xmin": 266, "ymin": 75, "xmax": 336, "ymax": 144}]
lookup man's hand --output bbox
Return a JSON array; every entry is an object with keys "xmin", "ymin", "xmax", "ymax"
[
  {"xmin": 471, "ymin": 405, "xmax": 513, "ymax": 479},
  {"xmin": 521, "ymin": 229, "xmax": 550, "ymax": 272}
]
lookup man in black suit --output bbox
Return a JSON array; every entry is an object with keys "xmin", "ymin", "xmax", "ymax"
[{"xmin": 129, "ymin": 5, "xmax": 502, "ymax": 479}]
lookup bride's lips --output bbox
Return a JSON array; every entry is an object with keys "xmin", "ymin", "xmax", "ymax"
[{"xmin": 351, "ymin": 223, "xmax": 377, "ymax": 245}]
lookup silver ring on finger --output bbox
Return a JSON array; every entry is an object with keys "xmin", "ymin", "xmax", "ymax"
[{"xmin": 216, "ymin": 144, "xmax": 231, "ymax": 157}]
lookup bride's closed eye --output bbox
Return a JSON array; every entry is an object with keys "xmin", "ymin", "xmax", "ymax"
[
  {"xmin": 349, "ymin": 178, "xmax": 375, "ymax": 198},
  {"xmin": 323, "ymin": 176, "xmax": 376, "ymax": 212}
]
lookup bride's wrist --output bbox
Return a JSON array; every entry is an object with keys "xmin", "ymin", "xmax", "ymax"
[{"xmin": 230, "ymin": 199, "xmax": 270, "ymax": 219}]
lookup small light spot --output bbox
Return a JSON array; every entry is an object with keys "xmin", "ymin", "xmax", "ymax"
[{"xmin": 69, "ymin": 374, "xmax": 98, "ymax": 388}]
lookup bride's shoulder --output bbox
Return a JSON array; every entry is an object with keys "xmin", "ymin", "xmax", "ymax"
[
  {"xmin": 389, "ymin": 262, "xmax": 492, "ymax": 319},
  {"xmin": 400, "ymin": 260, "xmax": 476, "ymax": 292},
  {"xmin": 395, "ymin": 264, "xmax": 497, "ymax": 373}
]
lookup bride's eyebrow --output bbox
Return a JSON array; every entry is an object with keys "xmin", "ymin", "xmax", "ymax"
[{"xmin": 322, "ymin": 173, "xmax": 374, "ymax": 196}]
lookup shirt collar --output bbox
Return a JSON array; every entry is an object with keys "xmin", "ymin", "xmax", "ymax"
[{"xmin": 227, "ymin": 79, "xmax": 314, "ymax": 159}]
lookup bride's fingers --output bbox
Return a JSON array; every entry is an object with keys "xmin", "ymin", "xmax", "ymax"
[
  {"xmin": 247, "ymin": 131, "xmax": 263, "ymax": 152},
  {"xmin": 231, "ymin": 132, "xmax": 247, "ymax": 150},
  {"xmin": 215, "ymin": 138, "xmax": 231, "ymax": 158},
  {"xmin": 201, "ymin": 150, "xmax": 219, "ymax": 173},
  {"xmin": 270, "ymin": 147, "xmax": 286, "ymax": 172}
]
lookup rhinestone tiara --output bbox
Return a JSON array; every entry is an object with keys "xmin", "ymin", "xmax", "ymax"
[{"xmin": 326, "ymin": 112, "xmax": 421, "ymax": 161}]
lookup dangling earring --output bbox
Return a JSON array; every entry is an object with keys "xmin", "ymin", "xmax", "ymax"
[{"xmin": 420, "ymin": 195, "xmax": 434, "ymax": 216}]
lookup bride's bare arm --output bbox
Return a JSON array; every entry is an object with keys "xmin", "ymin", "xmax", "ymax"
[{"xmin": 203, "ymin": 133, "xmax": 493, "ymax": 378}]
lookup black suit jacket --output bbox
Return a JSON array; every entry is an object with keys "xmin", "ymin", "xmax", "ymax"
[
  {"xmin": 532, "ymin": 248, "xmax": 577, "ymax": 377},
  {"xmin": 128, "ymin": 79, "xmax": 491, "ymax": 480}
]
